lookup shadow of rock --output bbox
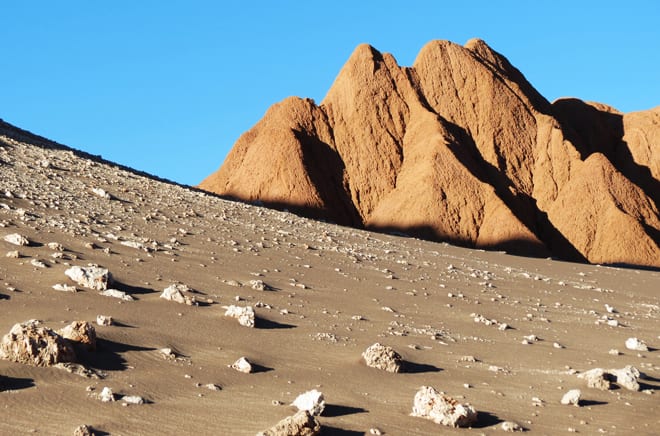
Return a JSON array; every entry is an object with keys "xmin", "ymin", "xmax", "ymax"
[
  {"xmin": 255, "ymin": 317, "xmax": 296, "ymax": 330},
  {"xmin": 78, "ymin": 338, "xmax": 155, "ymax": 371},
  {"xmin": 471, "ymin": 411, "xmax": 503, "ymax": 428},
  {"xmin": 401, "ymin": 360, "xmax": 442, "ymax": 374},
  {"xmin": 319, "ymin": 426, "xmax": 364, "ymax": 436},
  {"xmin": 580, "ymin": 400, "xmax": 608, "ymax": 407},
  {"xmin": 322, "ymin": 404, "xmax": 368, "ymax": 418},
  {"xmin": 0, "ymin": 375, "xmax": 35, "ymax": 391},
  {"xmin": 113, "ymin": 282, "xmax": 157, "ymax": 297},
  {"xmin": 249, "ymin": 362, "xmax": 274, "ymax": 374},
  {"xmin": 0, "ymin": 293, "xmax": 9, "ymax": 300}
]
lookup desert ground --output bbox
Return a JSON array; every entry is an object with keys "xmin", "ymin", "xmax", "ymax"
[{"xmin": 0, "ymin": 127, "xmax": 658, "ymax": 435}]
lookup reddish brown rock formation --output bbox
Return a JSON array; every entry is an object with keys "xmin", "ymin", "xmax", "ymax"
[{"xmin": 200, "ymin": 39, "xmax": 660, "ymax": 268}]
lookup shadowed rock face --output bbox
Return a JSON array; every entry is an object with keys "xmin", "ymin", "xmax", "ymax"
[{"xmin": 200, "ymin": 39, "xmax": 660, "ymax": 268}]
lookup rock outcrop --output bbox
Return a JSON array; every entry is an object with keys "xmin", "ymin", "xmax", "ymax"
[
  {"xmin": 200, "ymin": 39, "xmax": 659, "ymax": 267},
  {"xmin": 0, "ymin": 320, "xmax": 77, "ymax": 366}
]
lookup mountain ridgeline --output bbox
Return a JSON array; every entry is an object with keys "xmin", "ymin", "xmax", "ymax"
[{"xmin": 200, "ymin": 39, "xmax": 660, "ymax": 268}]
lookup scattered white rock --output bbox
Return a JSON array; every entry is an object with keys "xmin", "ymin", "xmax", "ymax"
[
  {"xmin": 99, "ymin": 386, "xmax": 115, "ymax": 402},
  {"xmin": 231, "ymin": 356, "xmax": 253, "ymax": 373},
  {"xmin": 223, "ymin": 305, "xmax": 255, "ymax": 328},
  {"xmin": 362, "ymin": 342, "xmax": 403, "ymax": 373},
  {"xmin": 122, "ymin": 395, "xmax": 145, "ymax": 405},
  {"xmin": 91, "ymin": 187, "xmax": 111, "ymax": 199},
  {"xmin": 58, "ymin": 321, "xmax": 97, "ymax": 351},
  {"xmin": 560, "ymin": 389, "xmax": 581, "ymax": 406},
  {"xmin": 100, "ymin": 289, "xmax": 134, "ymax": 301},
  {"xmin": 47, "ymin": 242, "xmax": 63, "ymax": 251},
  {"xmin": 65, "ymin": 266, "xmax": 112, "ymax": 291},
  {"xmin": 96, "ymin": 315, "xmax": 113, "ymax": 326},
  {"xmin": 0, "ymin": 320, "xmax": 76, "ymax": 366},
  {"xmin": 4, "ymin": 233, "xmax": 29, "ymax": 246},
  {"xmin": 250, "ymin": 279, "xmax": 272, "ymax": 291},
  {"xmin": 73, "ymin": 424, "xmax": 96, "ymax": 436},
  {"xmin": 160, "ymin": 284, "xmax": 196, "ymax": 305},
  {"xmin": 256, "ymin": 410, "xmax": 320, "ymax": 436},
  {"xmin": 291, "ymin": 389, "xmax": 325, "ymax": 416},
  {"xmin": 53, "ymin": 284, "xmax": 77, "ymax": 292},
  {"xmin": 120, "ymin": 240, "xmax": 151, "ymax": 252},
  {"xmin": 501, "ymin": 421, "xmax": 524, "ymax": 432},
  {"xmin": 30, "ymin": 259, "xmax": 47, "ymax": 268},
  {"xmin": 578, "ymin": 368, "xmax": 612, "ymax": 390},
  {"xmin": 625, "ymin": 337, "xmax": 649, "ymax": 352},
  {"xmin": 204, "ymin": 383, "xmax": 221, "ymax": 391},
  {"xmin": 6, "ymin": 250, "xmax": 20, "ymax": 258},
  {"xmin": 610, "ymin": 365, "xmax": 641, "ymax": 391},
  {"xmin": 411, "ymin": 386, "xmax": 477, "ymax": 428}
]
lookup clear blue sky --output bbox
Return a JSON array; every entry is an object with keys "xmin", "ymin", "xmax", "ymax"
[{"xmin": 2, "ymin": 1, "xmax": 659, "ymax": 186}]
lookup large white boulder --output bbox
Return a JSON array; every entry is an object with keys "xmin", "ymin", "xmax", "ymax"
[
  {"xmin": 411, "ymin": 386, "xmax": 477, "ymax": 428},
  {"xmin": 65, "ymin": 266, "xmax": 111, "ymax": 291}
]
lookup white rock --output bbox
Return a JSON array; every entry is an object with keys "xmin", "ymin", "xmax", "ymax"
[
  {"xmin": 6, "ymin": 250, "xmax": 20, "ymax": 258},
  {"xmin": 96, "ymin": 315, "xmax": 113, "ymax": 326},
  {"xmin": 610, "ymin": 365, "xmax": 641, "ymax": 391},
  {"xmin": 625, "ymin": 337, "xmax": 649, "ymax": 352},
  {"xmin": 223, "ymin": 305, "xmax": 255, "ymax": 328},
  {"xmin": 53, "ymin": 284, "xmax": 77, "ymax": 292},
  {"xmin": 91, "ymin": 187, "xmax": 111, "ymax": 199},
  {"xmin": 122, "ymin": 395, "xmax": 145, "ymax": 405},
  {"xmin": 65, "ymin": 266, "xmax": 111, "ymax": 291},
  {"xmin": 30, "ymin": 259, "xmax": 48, "ymax": 268},
  {"xmin": 560, "ymin": 389, "xmax": 581, "ymax": 406},
  {"xmin": 0, "ymin": 320, "xmax": 76, "ymax": 366},
  {"xmin": 501, "ymin": 421, "xmax": 524, "ymax": 432},
  {"xmin": 160, "ymin": 284, "xmax": 196, "ymax": 305},
  {"xmin": 4, "ymin": 233, "xmax": 29, "ymax": 246},
  {"xmin": 231, "ymin": 356, "xmax": 253, "ymax": 373},
  {"xmin": 578, "ymin": 368, "xmax": 612, "ymax": 390},
  {"xmin": 100, "ymin": 289, "xmax": 134, "ymax": 301},
  {"xmin": 362, "ymin": 342, "xmax": 403, "ymax": 373},
  {"xmin": 47, "ymin": 242, "xmax": 63, "ymax": 251},
  {"xmin": 99, "ymin": 387, "xmax": 115, "ymax": 402},
  {"xmin": 256, "ymin": 410, "xmax": 320, "ymax": 436},
  {"xmin": 120, "ymin": 240, "xmax": 151, "ymax": 252},
  {"xmin": 411, "ymin": 386, "xmax": 477, "ymax": 428},
  {"xmin": 291, "ymin": 389, "xmax": 325, "ymax": 416},
  {"xmin": 250, "ymin": 279, "xmax": 271, "ymax": 291}
]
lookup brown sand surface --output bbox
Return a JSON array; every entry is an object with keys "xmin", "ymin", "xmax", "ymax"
[{"xmin": 1, "ymin": 125, "xmax": 659, "ymax": 435}]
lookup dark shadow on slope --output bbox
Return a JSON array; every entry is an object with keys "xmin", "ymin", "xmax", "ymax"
[
  {"xmin": 113, "ymin": 281, "xmax": 157, "ymax": 298},
  {"xmin": 0, "ymin": 293, "xmax": 9, "ymax": 300},
  {"xmin": 255, "ymin": 316, "xmax": 296, "ymax": 330},
  {"xmin": 401, "ymin": 360, "xmax": 442, "ymax": 374},
  {"xmin": 580, "ymin": 400, "xmax": 608, "ymax": 407},
  {"xmin": 322, "ymin": 404, "xmax": 368, "ymax": 417},
  {"xmin": 294, "ymin": 128, "xmax": 364, "ymax": 227},
  {"xmin": 319, "ymin": 426, "xmax": 364, "ymax": 436},
  {"xmin": 471, "ymin": 411, "xmax": 503, "ymax": 428},
  {"xmin": 78, "ymin": 338, "xmax": 156, "ymax": 372},
  {"xmin": 553, "ymin": 98, "xmax": 660, "ymax": 209},
  {"xmin": 0, "ymin": 375, "xmax": 35, "ymax": 391}
]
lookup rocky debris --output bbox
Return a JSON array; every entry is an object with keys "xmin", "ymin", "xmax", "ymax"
[
  {"xmin": 230, "ymin": 356, "xmax": 253, "ymax": 373},
  {"xmin": 256, "ymin": 410, "xmax": 320, "ymax": 436},
  {"xmin": 6, "ymin": 250, "xmax": 20, "ymax": 258},
  {"xmin": 625, "ymin": 337, "xmax": 649, "ymax": 351},
  {"xmin": 53, "ymin": 284, "xmax": 77, "ymax": 292},
  {"xmin": 160, "ymin": 284, "xmax": 197, "ymax": 305},
  {"xmin": 411, "ymin": 386, "xmax": 477, "ymax": 428},
  {"xmin": 120, "ymin": 240, "xmax": 152, "ymax": 252},
  {"xmin": 560, "ymin": 389, "xmax": 581, "ymax": 406},
  {"xmin": 96, "ymin": 315, "xmax": 113, "ymax": 326},
  {"xmin": 47, "ymin": 242, "xmax": 63, "ymax": 251},
  {"xmin": 223, "ymin": 305, "xmax": 255, "ymax": 327},
  {"xmin": 30, "ymin": 258, "xmax": 48, "ymax": 268},
  {"xmin": 0, "ymin": 320, "xmax": 76, "ymax": 366},
  {"xmin": 65, "ymin": 266, "xmax": 111, "ymax": 291},
  {"xmin": 4, "ymin": 233, "xmax": 29, "ymax": 246},
  {"xmin": 54, "ymin": 362, "xmax": 103, "ymax": 379},
  {"xmin": 73, "ymin": 424, "xmax": 96, "ymax": 436},
  {"xmin": 291, "ymin": 389, "xmax": 325, "ymax": 416},
  {"xmin": 58, "ymin": 321, "xmax": 97, "ymax": 351},
  {"xmin": 501, "ymin": 421, "xmax": 524, "ymax": 432},
  {"xmin": 100, "ymin": 289, "xmax": 134, "ymax": 301},
  {"xmin": 362, "ymin": 342, "xmax": 403, "ymax": 373}
]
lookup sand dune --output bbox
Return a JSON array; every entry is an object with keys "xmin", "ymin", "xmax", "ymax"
[{"xmin": 1, "ymin": 121, "xmax": 659, "ymax": 434}]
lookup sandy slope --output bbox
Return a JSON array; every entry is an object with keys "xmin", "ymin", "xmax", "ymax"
[{"xmin": 1, "ymin": 127, "xmax": 659, "ymax": 435}]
